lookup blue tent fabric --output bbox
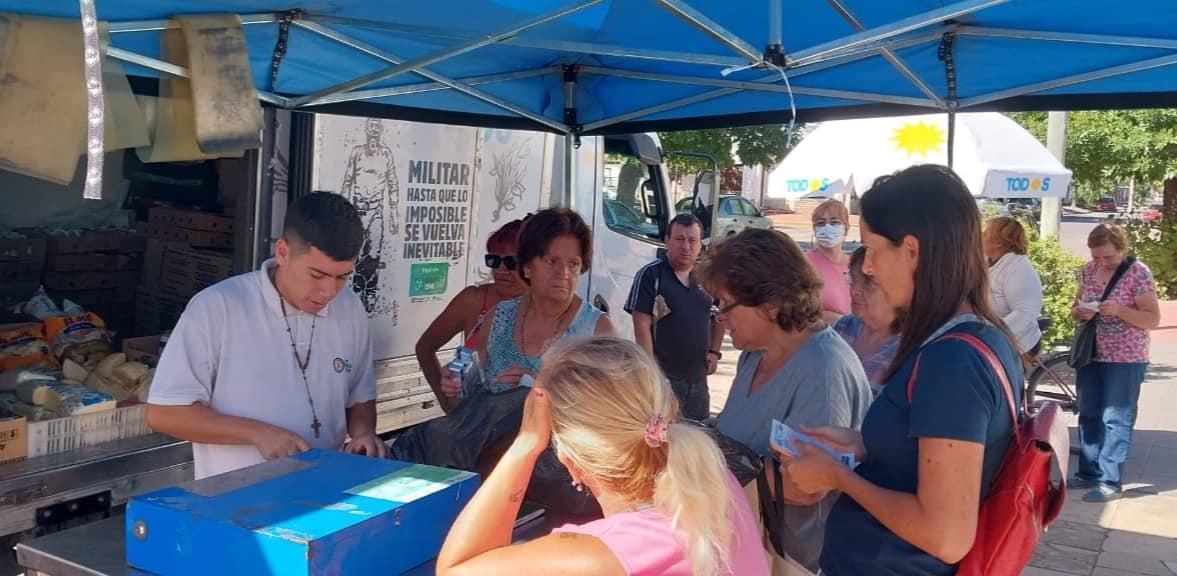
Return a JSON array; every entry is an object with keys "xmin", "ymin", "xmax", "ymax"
[{"xmin": 4, "ymin": 0, "xmax": 1177, "ymax": 133}]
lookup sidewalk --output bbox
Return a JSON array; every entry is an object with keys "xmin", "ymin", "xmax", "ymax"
[{"xmin": 708, "ymin": 302, "xmax": 1177, "ymax": 576}]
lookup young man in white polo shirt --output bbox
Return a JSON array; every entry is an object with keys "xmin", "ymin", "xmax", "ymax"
[{"xmin": 146, "ymin": 192, "xmax": 386, "ymax": 479}]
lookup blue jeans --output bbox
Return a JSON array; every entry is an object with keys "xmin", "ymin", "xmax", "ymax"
[{"xmin": 1076, "ymin": 361, "xmax": 1148, "ymax": 488}]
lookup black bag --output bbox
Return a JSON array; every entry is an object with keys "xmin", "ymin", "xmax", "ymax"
[
  {"xmin": 756, "ymin": 458, "xmax": 788, "ymax": 558},
  {"xmin": 1068, "ymin": 256, "xmax": 1134, "ymax": 369},
  {"xmin": 391, "ymin": 387, "xmax": 528, "ymax": 470}
]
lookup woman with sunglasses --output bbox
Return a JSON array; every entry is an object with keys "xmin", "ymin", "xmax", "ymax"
[
  {"xmin": 834, "ymin": 247, "xmax": 901, "ymax": 396},
  {"xmin": 699, "ymin": 228, "xmax": 871, "ymax": 576},
  {"xmin": 416, "ymin": 219, "xmax": 527, "ymax": 412}
]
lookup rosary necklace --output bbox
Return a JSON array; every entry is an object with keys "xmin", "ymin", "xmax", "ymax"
[{"xmin": 277, "ymin": 283, "xmax": 322, "ymax": 439}]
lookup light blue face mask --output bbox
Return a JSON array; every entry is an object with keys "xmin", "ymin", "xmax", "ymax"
[{"xmin": 814, "ymin": 224, "xmax": 845, "ymax": 248}]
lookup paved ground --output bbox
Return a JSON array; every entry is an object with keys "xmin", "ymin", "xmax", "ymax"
[{"xmin": 707, "ymin": 300, "xmax": 1177, "ymax": 575}]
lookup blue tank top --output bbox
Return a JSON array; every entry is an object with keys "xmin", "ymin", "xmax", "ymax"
[{"xmin": 484, "ymin": 297, "xmax": 602, "ymax": 393}]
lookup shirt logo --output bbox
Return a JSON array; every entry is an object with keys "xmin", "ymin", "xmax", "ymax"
[{"xmin": 333, "ymin": 358, "xmax": 353, "ymax": 374}]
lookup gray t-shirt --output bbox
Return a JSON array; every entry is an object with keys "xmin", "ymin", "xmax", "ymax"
[{"xmin": 716, "ymin": 326, "xmax": 872, "ymax": 572}]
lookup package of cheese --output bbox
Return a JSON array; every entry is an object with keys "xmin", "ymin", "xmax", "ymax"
[
  {"xmin": 0, "ymin": 362, "xmax": 59, "ymax": 392},
  {"xmin": 0, "ymin": 323, "xmax": 51, "ymax": 371},
  {"xmin": 0, "ymin": 393, "xmax": 58, "ymax": 422},
  {"xmin": 135, "ymin": 368, "xmax": 154, "ymax": 403},
  {"xmin": 16, "ymin": 382, "xmax": 115, "ymax": 415},
  {"xmin": 113, "ymin": 362, "xmax": 149, "ymax": 392},
  {"xmin": 84, "ymin": 370, "xmax": 140, "ymax": 403}
]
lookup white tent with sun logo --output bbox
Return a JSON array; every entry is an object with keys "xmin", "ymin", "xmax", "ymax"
[{"xmin": 766, "ymin": 112, "xmax": 1072, "ymax": 205}]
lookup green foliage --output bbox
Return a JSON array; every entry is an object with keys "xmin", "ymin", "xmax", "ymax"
[
  {"xmin": 1008, "ymin": 110, "xmax": 1177, "ymax": 206},
  {"xmin": 1027, "ymin": 235, "xmax": 1086, "ymax": 348},
  {"xmin": 1123, "ymin": 218, "xmax": 1176, "ymax": 300},
  {"xmin": 658, "ymin": 124, "xmax": 799, "ymax": 175}
]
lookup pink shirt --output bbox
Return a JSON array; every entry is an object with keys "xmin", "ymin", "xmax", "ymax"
[
  {"xmin": 553, "ymin": 474, "xmax": 768, "ymax": 576},
  {"xmin": 807, "ymin": 251, "xmax": 851, "ymax": 315},
  {"xmin": 1079, "ymin": 259, "xmax": 1156, "ymax": 363}
]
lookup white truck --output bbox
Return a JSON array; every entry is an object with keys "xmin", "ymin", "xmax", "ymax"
[
  {"xmin": 0, "ymin": 110, "xmax": 680, "ymax": 554},
  {"xmin": 304, "ymin": 114, "xmax": 675, "ymax": 432}
]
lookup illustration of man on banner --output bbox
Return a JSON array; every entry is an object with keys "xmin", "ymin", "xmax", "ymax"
[{"xmin": 341, "ymin": 118, "xmax": 400, "ymax": 314}]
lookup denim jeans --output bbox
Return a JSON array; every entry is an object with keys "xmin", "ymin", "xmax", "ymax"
[
  {"xmin": 1076, "ymin": 361, "xmax": 1149, "ymax": 488},
  {"xmin": 668, "ymin": 375, "xmax": 711, "ymax": 422}
]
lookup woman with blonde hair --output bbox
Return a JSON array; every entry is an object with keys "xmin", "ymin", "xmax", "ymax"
[
  {"xmin": 437, "ymin": 337, "xmax": 768, "ymax": 576},
  {"xmin": 807, "ymin": 198, "xmax": 853, "ymax": 324}
]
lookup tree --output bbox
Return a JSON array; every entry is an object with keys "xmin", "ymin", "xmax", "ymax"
[
  {"xmin": 658, "ymin": 124, "xmax": 799, "ymax": 178},
  {"xmin": 1008, "ymin": 110, "xmax": 1177, "ymax": 206}
]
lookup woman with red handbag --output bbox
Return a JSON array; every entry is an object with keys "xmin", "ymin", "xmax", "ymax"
[{"xmin": 775, "ymin": 165, "xmax": 1024, "ymax": 576}]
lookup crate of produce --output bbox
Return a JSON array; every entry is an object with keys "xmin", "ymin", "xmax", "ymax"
[
  {"xmin": 26, "ymin": 403, "xmax": 151, "ymax": 458},
  {"xmin": 148, "ymin": 206, "xmax": 234, "ymax": 234}
]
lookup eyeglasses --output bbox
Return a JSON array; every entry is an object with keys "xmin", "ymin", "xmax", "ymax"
[
  {"xmin": 711, "ymin": 301, "xmax": 741, "ymax": 318},
  {"xmin": 485, "ymin": 254, "xmax": 518, "ymax": 271}
]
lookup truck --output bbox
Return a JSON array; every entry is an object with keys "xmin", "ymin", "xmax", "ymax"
[{"xmin": 0, "ymin": 108, "xmax": 681, "ymax": 568}]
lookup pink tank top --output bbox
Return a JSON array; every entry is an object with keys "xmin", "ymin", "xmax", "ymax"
[
  {"xmin": 807, "ymin": 251, "xmax": 851, "ymax": 315},
  {"xmin": 552, "ymin": 474, "xmax": 769, "ymax": 576}
]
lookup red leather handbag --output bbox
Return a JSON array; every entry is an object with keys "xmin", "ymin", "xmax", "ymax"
[{"xmin": 908, "ymin": 332, "xmax": 1069, "ymax": 576}]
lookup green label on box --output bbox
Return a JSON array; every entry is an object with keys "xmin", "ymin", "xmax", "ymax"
[
  {"xmin": 345, "ymin": 464, "xmax": 475, "ymax": 503},
  {"xmin": 409, "ymin": 263, "xmax": 449, "ymax": 297}
]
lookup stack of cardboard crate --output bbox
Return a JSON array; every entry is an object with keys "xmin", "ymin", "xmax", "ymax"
[{"xmin": 136, "ymin": 207, "xmax": 234, "ymax": 335}]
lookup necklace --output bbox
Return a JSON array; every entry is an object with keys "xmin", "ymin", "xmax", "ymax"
[
  {"xmin": 278, "ymin": 288, "xmax": 323, "ymax": 439},
  {"xmin": 520, "ymin": 296, "xmax": 576, "ymax": 356}
]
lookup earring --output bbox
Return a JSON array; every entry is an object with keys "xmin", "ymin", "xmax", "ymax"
[{"xmin": 571, "ymin": 480, "xmax": 584, "ymax": 492}]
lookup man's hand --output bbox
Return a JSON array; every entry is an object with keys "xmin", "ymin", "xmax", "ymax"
[
  {"xmin": 706, "ymin": 352, "xmax": 719, "ymax": 375},
  {"xmin": 253, "ymin": 424, "xmax": 311, "ymax": 460},
  {"xmin": 345, "ymin": 433, "xmax": 389, "ymax": 458}
]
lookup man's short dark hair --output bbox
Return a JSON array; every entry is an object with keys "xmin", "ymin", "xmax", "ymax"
[
  {"xmin": 667, "ymin": 213, "xmax": 703, "ymax": 237},
  {"xmin": 283, "ymin": 192, "xmax": 365, "ymax": 261}
]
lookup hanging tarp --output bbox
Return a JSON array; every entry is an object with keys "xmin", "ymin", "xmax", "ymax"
[
  {"xmin": 0, "ymin": 1, "xmax": 1175, "ymax": 136},
  {"xmin": 769, "ymin": 112, "xmax": 1072, "ymax": 200}
]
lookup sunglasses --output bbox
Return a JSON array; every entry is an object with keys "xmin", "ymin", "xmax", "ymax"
[{"xmin": 485, "ymin": 254, "xmax": 519, "ymax": 271}]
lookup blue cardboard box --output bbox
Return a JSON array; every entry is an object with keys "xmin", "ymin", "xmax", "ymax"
[{"xmin": 125, "ymin": 450, "xmax": 480, "ymax": 576}]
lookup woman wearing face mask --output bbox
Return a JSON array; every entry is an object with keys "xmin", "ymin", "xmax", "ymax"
[
  {"xmin": 807, "ymin": 199, "xmax": 852, "ymax": 325},
  {"xmin": 416, "ymin": 219, "xmax": 528, "ymax": 412}
]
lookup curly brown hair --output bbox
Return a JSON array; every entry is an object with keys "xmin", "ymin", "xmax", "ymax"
[
  {"xmin": 697, "ymin": 228, "xmax": 823, "ymax": 332},
  {"xmin": 516, "ymin": 208, "xmax": 593, "ymax": 285}
]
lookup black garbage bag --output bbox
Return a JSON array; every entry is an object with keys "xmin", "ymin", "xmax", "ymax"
[
  {"xmin": 391, "ymin": 387, "xmax": 528, "ymax": 471},
  {"xmin": 525, "ymin": 447, "xmax": 603, "ymax": 518}
]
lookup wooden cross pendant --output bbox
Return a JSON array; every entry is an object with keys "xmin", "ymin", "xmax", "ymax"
[{"xmin": 311, "ymin": 418, "xmax": 322, "ymax": 439}]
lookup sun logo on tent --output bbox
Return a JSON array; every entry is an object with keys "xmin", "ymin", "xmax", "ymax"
[{"xmin": 892, "ymin": 121, "xmax": 946, "ymax": 157}]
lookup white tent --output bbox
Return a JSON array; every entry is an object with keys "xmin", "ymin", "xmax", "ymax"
[{"xmin": 767, "ymin": 113, "xmax": 1072, "ymax": 203}]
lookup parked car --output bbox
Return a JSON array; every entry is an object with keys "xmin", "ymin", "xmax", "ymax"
[
  {"xmin": 1095, "ymin": 197, "xmax": 1117, "ymax": 212},
  {"xmin": 976, "ymin": 198, "xmax": 1011, "ymax": 217},
  {"xmin": 1005, "ymin": 199, "xmax": 1041, "ymax": 219},
  {"xmin": 1142, "ymin": 203, "xmax": 1164, "ymax": 223},
  {"xmin": 676, "ymin": 194, "xmax": 774, "ymax": 239}
]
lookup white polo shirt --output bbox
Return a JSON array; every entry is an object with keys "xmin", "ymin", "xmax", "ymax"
[{"xmin": 149, "ymin": 259, "xmax": 376, "ymax": 479}]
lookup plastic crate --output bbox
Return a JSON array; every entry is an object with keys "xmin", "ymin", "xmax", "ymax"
[{"xmin": 27, "ymin": 404, "xmax": 151, "ymax": 458}]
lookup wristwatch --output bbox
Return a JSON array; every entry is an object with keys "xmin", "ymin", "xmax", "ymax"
[{"xmin": 707, "ymin": 349, "xmax": 722, "ymax": 360}]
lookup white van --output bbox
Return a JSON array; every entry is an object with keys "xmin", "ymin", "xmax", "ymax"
[{"xmin": 306, "ymin": 115, "xmax": 675, "ymax": 432}]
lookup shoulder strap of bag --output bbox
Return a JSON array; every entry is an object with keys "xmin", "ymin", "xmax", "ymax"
[
  {"xmin": 907, "ymin": 332, "xmax": 1021, "ymax": 440},
  {"xmin": 756, "ymin": 458, "xmax": 788, "ymax": 558},
  {"xmin": 1100, "ymin": 256, "xmax": 1136, "ymax": 301}
]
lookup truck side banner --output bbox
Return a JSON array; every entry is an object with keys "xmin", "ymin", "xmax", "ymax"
[
  {"xmin": 314, "ymin": 115, "xmax": 478, "ymax": 360},
  {"xmin": 466, "ymin": 129, "xmax": 548, "ymax": 289}
]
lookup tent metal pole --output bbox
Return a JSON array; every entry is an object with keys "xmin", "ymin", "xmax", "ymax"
[
  {"xmin": 106, "ymin": 46, "xmax": 289, "ymax": 106},
  {"xmin": 959, "ymin": 53, "xmax": 1177, "ymax": 107},
  {"xmin": 947, "ymin": 110, "xmax": 956, "ymax": 168},
  {"xmin": 653, "ymin": 0, "xmax": 763, "ymax": 63},
  {"xmin": 107, "ymin": 13, "xmax": 276, "ymax": 32},
  {"xmin": 790, "ymin": 0, "xmax": 1009, "ymax": 67},
  {"xmin": 563, "ymin": 65, "xmax": 579, "ymax": 209},
  {"xmin": 826, "ymin": 0, "xmax": 946, "ymax": 109},
  {"xmin": 579, "ymin": 66, "xmax": 937, "ymax": 107},
  {"xmin": 293, "ymin": 20, "xmax": 569, "ymax": 132},
  {"xmin": 309, "ymin": 68, "xmax": 558, "ymax": 106},
  {"xmin": 580, "ymin": 30, "xmax": 947, "ymax": 133},
  {"xmin": 309, "ymin": 15, "xmax": 750, "ymax": 67},
  {"xmin": 291, "ymin": 0, "xmax": 604, "ymax": 107},
  {"xmin": 957, "ymin": 26, "xmax": 1177, "ymax": 50}
]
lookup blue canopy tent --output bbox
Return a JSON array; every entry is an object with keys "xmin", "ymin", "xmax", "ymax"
[{"xmin": 4, "ymin": 0, "xmax": 1177, "ymax": 138}]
